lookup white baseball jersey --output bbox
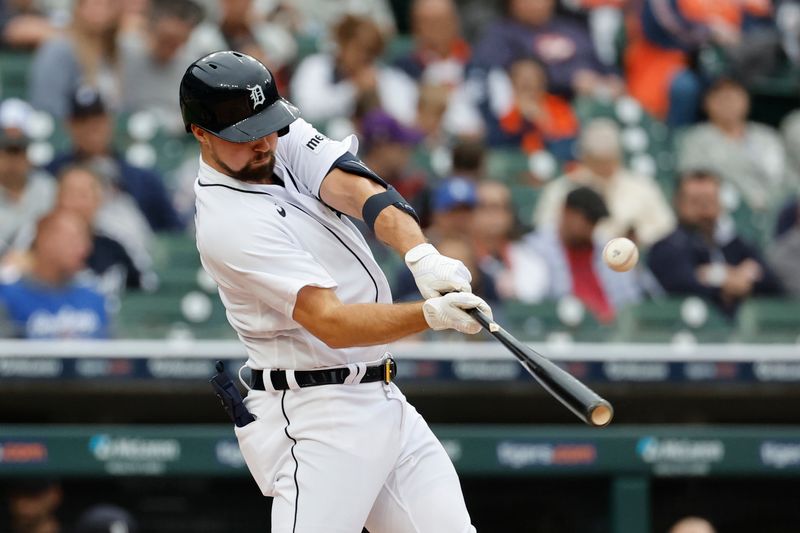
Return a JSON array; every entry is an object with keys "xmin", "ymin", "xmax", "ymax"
[
  {"xmin": 195, "ymin": 118, "xmax": 476, "ymax": 533},
  {"xmin": 194, "ymin": 118, "xmax": 393, "ymax": 370}
]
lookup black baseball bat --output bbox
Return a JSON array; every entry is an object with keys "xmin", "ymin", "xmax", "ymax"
[{"xmin": 468, "ymin": 309, "xmax": 613, "ymax": 427}]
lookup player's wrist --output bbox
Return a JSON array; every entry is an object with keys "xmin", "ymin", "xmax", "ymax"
[{"xmin": 404, "ymin": 242, "xmax": 438, "ymax": 266}]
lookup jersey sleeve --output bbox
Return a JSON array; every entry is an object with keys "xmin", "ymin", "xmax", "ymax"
[
  {"xmin": 199, "ymin": 212, "xmax": 338, "ymax": 319},
  {"xmin": 276, "ymin": 118, "xmax": 359, "ymax": 199}
]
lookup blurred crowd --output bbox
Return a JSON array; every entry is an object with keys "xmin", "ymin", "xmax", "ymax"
[
  {"xmin": 3, "ymin": 479, "xmax": 137, "ymax": 533},
  {"xmin": 1, "ymin": 0, "xmax": 800, "ymax": 339}
]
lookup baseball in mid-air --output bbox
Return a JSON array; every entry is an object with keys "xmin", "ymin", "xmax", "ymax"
[{"xmin": 602, "ymin": 238, "xmax": 639, "ymax": 272}]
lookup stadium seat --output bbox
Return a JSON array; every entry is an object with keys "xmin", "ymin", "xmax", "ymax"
[
  {"xmin": 508, "ymin": 184, "xmax": 539, "ymax": 224},
  {"xmin": 152, "ymin": 233, "xmax": 199, "ymax": 271},
  {"xmin": 486, "ymin": 149, "xmax": 530, "ymax": 183},
  {"xmin": 735, "ymin": 298, "xmax": 800, "ymax": 343},
  {"xmin": 614, "ymin": 298, "xmax": 731, "ymax": 342},
  {"xmin": 114, "ymin": 292, "xmax": 186, "ymax": 338},
  {"xmin": 501, "ymin": 299, "xmax": 609, "ymax": 342},
  {"xmin": 0, "ymin": 51, "xmax": 34, "ymax": 99}
]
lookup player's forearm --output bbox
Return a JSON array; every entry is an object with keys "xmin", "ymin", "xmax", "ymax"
[
  {"xmin": 373, "ymin": 207, "xmax": 426, "ymax": 255},
  {"xmin": 318, "ymin": 169, "xmax": 426, "ymax": 255},
  {"xmin": 308, "ymin": 301, "xmax": 428, "ymax": 349}
]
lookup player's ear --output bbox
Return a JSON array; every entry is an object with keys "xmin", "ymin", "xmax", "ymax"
[{"xmin": 191, "ymin": 124, "xmax": 209, "ymax": 145}]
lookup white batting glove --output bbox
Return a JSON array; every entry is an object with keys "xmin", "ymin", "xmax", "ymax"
[
  {"xmin": 405, "ymin": 243, "xmax": 472, "ymax": 299},
  {"xmin": 422, "ymin": 292, "xmax": 493, "ymax": 335}
]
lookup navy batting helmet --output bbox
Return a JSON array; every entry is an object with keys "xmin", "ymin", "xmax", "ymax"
[{"xmin": 179, "ymin": 51, "xmax": 299, "ymax": 141}]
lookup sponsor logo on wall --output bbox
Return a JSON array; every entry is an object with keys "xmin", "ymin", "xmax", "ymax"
[
  {"xmin": 0, "ymin": 442, "xmax": 48, "ymax": 464},
  {"xmin": 215, "ymin": 440, "xmax": 246, "ymax": 469},
  {"xmin": 89, "ymin": 435, "xmax": 180, "ymax": 475},
  {"xmin": 760, "ymin": 441, "xmax": 800, "ymax": 469},
  {"xmin": 453, "ymin": 361, "xmax": 521, "ymax": 381},
  {"xmin": 636, "ymin": 437, "xmax": 724, "ymax": 475},
  {"xmin": 497, "ymin": 441, "xmax": 597, "ymax": 469},
  {"xmin": 0, "ymin": 358, "xmax": 63, "ymax": 378}
]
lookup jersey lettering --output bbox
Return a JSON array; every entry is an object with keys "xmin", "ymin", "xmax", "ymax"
[{"xmin": 305, "ymin": 134, "xmax": 327, "ymax": 151}]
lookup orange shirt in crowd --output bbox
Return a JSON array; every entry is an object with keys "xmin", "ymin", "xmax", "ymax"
[{"xmin": 498, "ymin": 94, "xmax": 579, "ymax": 154}]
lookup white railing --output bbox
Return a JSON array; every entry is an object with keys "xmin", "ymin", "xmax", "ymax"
[{"xmin": 0, "ymin": 340, "xmax": 797, "ymax": 361}]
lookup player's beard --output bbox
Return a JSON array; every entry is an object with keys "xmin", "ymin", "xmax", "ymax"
[{"xmin": 212, "ymin": 150, "xmax": 276, "ymax": 183}]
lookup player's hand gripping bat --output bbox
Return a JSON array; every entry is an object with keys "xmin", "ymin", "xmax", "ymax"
[{"xmin": 468, "ymin": 309, "xmax": 613, "ymax": 427}]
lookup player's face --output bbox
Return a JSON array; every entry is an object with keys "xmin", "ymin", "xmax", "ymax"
[{"xmin": 206, "ymin": 132, "xmax": 279, "ymax": 182}]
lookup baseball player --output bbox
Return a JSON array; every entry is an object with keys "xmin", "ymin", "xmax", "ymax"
[{"xmin": 181, "ymin": 51, "xmax": 491, "ymax": 532}]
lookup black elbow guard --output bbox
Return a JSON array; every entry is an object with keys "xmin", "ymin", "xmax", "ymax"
[{"xmin": 362, "ymin": 185, "xmax": 419, "ymax": 233}]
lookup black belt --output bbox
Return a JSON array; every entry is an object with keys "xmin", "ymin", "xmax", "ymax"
[{"xmin": 250, "ymin": 358, "xmax": 397, "ymax": 391}]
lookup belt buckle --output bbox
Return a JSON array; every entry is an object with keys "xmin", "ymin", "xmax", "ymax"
[{"xmin": 383, "ymin": 357, "xmax": 395, "ymax": 384}]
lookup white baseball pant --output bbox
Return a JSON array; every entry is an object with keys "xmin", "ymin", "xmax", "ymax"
[{"xmin": 234, "ymin": 378, "xmax": 476, "ymax": 533}]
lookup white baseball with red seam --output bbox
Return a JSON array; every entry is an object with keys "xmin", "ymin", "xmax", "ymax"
[{"xmin": 602, "ymin": 238, "xmax": 639, "ymax": 272}]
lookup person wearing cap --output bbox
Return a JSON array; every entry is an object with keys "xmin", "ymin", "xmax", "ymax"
[
  {"xmin": 46, "ymin": 86, "xmax": 183, "ymax": 232},
  {"xmin": 74, "ymin": 504, "xmax": 137, "ymax": 533},
  {"xmin": 427, "ymin": 177, "xmax": 478, "ymax": 241},
  {"xmin": 183, "ymin": 51, "xmax": 489, "ymax": 532},
  {"xmin": 523, "ymin": 186, "xmax": 644, "ymax": 322},
  {"xmin": 359, "ymin": 109, "xmax": 430, "ymax": 221},
  {"xmin": 678, "ymin": 76, "xmax": 788, "ymax": 212},
  {"xmin": 0, "ymin": 98, "xmax": 56, "ymax": 257},
  {"xmin": 393, "ymin": 177, "xmax": 497, "ymax": 302}
]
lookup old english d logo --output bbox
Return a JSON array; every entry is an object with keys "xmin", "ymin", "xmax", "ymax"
[{"xmin": 247, "ymin": 84, "xmax": 266, "ymax": 109}]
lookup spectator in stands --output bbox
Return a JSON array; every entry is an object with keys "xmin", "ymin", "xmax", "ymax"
[
  {"xmin": 534, "ymin": 118, "xmax": 675, "ymax": 247},
  {"xmin": 768, "ymin": 200, "xmax": 800, "ymax": 296},
  {"xmin": 486, "ymin": 57, "xmax": 579, "ymax": 161},
  {"xmin": 470, "ymin": 0, "xmax": 622, "ymax": 99},
  {"xmin": 426, "ymin": 177, "xmax": 477, "ymax": 242},
  {"xmin": 523, "ymin": 186, "xmax": 642, "ymax": 322},
  {"xmin": 0, "ymin": 0, "xmax": 58, "ymax": 49},
  {"xmin": 187, "ymin": 0, "xmax": 297, "ymax": 93},
  {"xmin": 648, "ymin": 170, "xmax": 783, "ymax": 316},
  {"xmin": 119, "ymin": 0, "xmax": 204, "ymax": 131},
  {"xmin": 360, "ymin": 109, "xmax": 429, "ymax": 219},
  {"xmin": 472, "ymin": 181, "xmax": 546, "ymax": 302},
  {"xmin": 56, "ymin": 164, "xmax": 155, "ymax": 293},
  {"xmin": 0, "ymin": 99, "xmax": 56, "ymax": 257},
  {"xmin": 394, "ymin": 0, "xmax": 483, "ymax": 138},
  {"xmin": 28, "ymin": 0, "xmax": 123, "ymax": 118},
  {"xmin": 290, "ymin": 14, "xmax": 417, "ymax": 125},
  {"xmin": 47, "ymin": 86, "xmax": 183, "ymax": 232},
  {"xmin": 775, "ymin": 197, "xmax": 799, "ymax": 238},
  {"xmin": 777, "ymin": 0, "xmax": 800, "ymax": 66},
  {"xmin": 624, "ymin": 0, "xmax": 774, "ymax": 126},
  {"xmin": 275, "ymin": 0, "xmax": 396, "ymax": 39},
  {"xmin": 0, "ymin": 209, "xmax": 109, "ymax": 339},
  {"xmin": 74, "ymin": 504, "xmax": 138, "ymax": 533},
  {"xmin": 561, "ymin": 0, "xmax": 626, "ymax": 68},
  {"xmin": 5, "ymin": 480, "xmax": 62, "ymax": 533},
  {"xmin": 393, "ymin": 234, "xmax": 499, "ymax": 306},
  {"xmin": 415, "ymin": 83, "xmax": 449, "ymax": 147},
  {"xmin": 394, "ymin": 0, "xmax": 469, "ymax": 84},
  {"xmin": 678, "ymin": 77, "xmax": 788, "ymax": 212},
  {"xmin": 669, "ymin": 516, "xmax": 717, "ymax": 533},
  {"xmin": 781, "ymin": 104, "xmax": 800, "ymax": 184},
  {"xmin": 449, "ymin": 137, "xmax": 486, "ymax": 182}
]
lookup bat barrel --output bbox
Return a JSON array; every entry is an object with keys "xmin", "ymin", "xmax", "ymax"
[{"xmin": 469, "ymin": 309, "xmax": 614, "ymax": 427}]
